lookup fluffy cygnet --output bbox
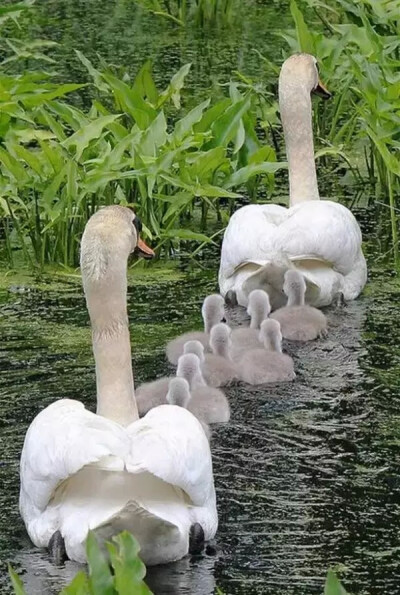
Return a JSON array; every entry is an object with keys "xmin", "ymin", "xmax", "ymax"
[
  {"xmin": 231, "ymin": 289, "xmax": 271, "ymax": 361},
  {"xmin": 270, "ymin": 270, "xmax": 328, "ymax": 341},
  {"xmin": 177, "ymin": 353, "xmax": 230, "ymax": 424},
  {"xmin": 136, "ymin": 375, "xmax": 172, "ymax": 417},
  {"xmin": 166, "ymin": 377, "xmax": 211, "ymax": 440},
  {"xmin": 166, "ymin": 294, "xmax": 225, "ymax": 365},
  {"xmin": 184, "ymin": 324, "xmax": 236, "ymax": 388},
  {"xmin": 238, "ymin": 319, "xmax": 295, "ymax": 385}
]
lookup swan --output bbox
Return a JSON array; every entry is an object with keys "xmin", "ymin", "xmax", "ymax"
[
  {"xmin": 184, "ymin": 324, "xmax": 237, "ymax": 387},
  {"xmin": 219, "ymin": 53, "xmax": 367, "ymax": 309},
  {"xmin": 271, "ymin": 270, "xmax": 327, "ymax": 341},
  {"xmin": 231, "ymin": 289, "xmax": 271, "ymax": 360},
  {"xmin": 19, "ymin": 206, "xmax": 217, "ymax": 566},
  {"xmin": 166, "ymin": 294, "xmax": 225, "ymax": 365},
  {"xmin": 166, "ymin": 377, "xmax": 212, "ymax": 440},
  {"xmin": 238, "ymin": 319, "xmax": 295, "ymax": 385},
  {"xmin": 177, "ymin": 354, "xmax": 230, "ymax": 423}
]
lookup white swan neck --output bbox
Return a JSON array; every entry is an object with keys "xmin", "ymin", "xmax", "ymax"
[
  {"xmin": 279, "ymin": 81, "xmax": 319, "ymax": 205},
  {"xmin": 84, "ymin": 264, "xmax": 138, "ymax": 426}
]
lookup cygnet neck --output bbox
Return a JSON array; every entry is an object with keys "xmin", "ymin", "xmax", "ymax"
[
  {"xmin": 286, "ymin": 284, "xmax": 305, "ymax": 307},
  {"xmin": 263, "ymin": 332, "xmax": 282, "ymax": 353},
  {"xmin": 279, "ymin": 71, "xmax": 319, "ymax": 205},
  {"xmin": 82, "ymin": 253, "xmax": 138, "ymax": 426}
]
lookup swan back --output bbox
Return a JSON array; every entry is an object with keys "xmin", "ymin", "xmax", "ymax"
[
  {"xmin": 247, "ymin": 289, "xmax": 271, "ymax": 328},
  {"xmin": 177, "ymin": 353, "xmax": 206, "ymax": 389},
  {"xmin": 201, "ymin": 294, "xmax": 225, "ymax": 333},
  {"xmin": 283, "ymin": 270, "xmax": 306, "ymax": 306},
  {"xmin": 166, "ymin": 378, "xmax": 191, "ymax": 408},
  {"xmin": 209, "ymin": 323, "xmax": 232, "ymax": 358},
  {"xmin": 183, "ymin": 340, "xmax": 205, "ymax": 363},
  {"xmin": 259, "ymin": 319, "xmax": 283, "ymax": 353}
]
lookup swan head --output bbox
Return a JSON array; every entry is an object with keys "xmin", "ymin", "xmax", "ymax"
[
  {"xmin": 80, "ymin": 205, "xmax": 154, "ymax": 282},
  {"xmin": 201, "ymin": 294, "xmax": 225, "ymax": 333},
  {"xmin": 259, "ymin": 319, "xmax": 283, "ymax": 353},
  {"xmin": 177, "ymin": 353, "xmax": 206, "ymax": 389},
  {"xmin": 283, "ymin": 270, "xmax": 306, "ymax": 306},
  {"xmin": 183, "ymin": 340, "xmax": 205, "ymax": 363},
  {"xmin": 279, "ymin": 53, "xmax": 331, "ymax": 99},
  {"xmin": 166, "ymin": 377, "xmax": 191, "ymax": 408},
  {"xmin": 247, "ymin": 289, "xmax": 271, "ymax": 329},
  {"xmin": 209, "ymin": 323, "xmax": 232, "ymax": 358}
]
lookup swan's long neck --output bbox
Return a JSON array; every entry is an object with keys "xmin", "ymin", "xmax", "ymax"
[
  {"xmin": 83, "ymin": 257, "xmax": 138, "ymax": 426},
  {"xmin": 279, "ymin": 79, "xmax": 319, "ymax": 205}
]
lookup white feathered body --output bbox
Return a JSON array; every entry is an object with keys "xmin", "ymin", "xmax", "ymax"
[
  {"xmin": 20, "ymin": 400, "xmax": 217, "ymax": 566},
  {"xmin": 219, "ymin": 201, "xmax": 367, "ymax": 308}
]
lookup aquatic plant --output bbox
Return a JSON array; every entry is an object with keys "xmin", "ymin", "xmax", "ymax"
[
  {"xmin": 281, "ymin": 0, "xmax": 400, "ymax": 270},
  {"xmin": 131, "ymin": 0, "xmax": 236, "ymax": 26},
  {"xmin": 9, "ymin": 531, "xmax": 153, "ymax": 594},
  {"xmin": 0, "ymin": 8, "xmax": 283, "ymax": 269}
]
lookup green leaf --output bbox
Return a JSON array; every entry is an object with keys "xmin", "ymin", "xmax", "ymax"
[
  {"xmin": 365, "ymin": 126, "xmax": 400, "ymax": 176},
  {"xmin": 162, "ymin": 228, "xmax": 214, "ymax": 243},
  {"xmin": 11, "ymin": 143, "xmax": 43, "ymax": 176},
  {"xmin": 139, "ymin": 110, "xmax": 167, "ymax": 156},
  {"xmin": 66, "ymin": 159, "xmax": 78, "ymax": 201},
  {"xmin": 60, "ymin": 571, "xmax": 91, "ymax": 595},
  {"xmin": 101, "ymin": 71, "xmax": 157, "ymax": 129},
  {"xmin": 172, "ymin": 99, "xmax": 210, "ymax": 144},
  {"xmin": 208, "ymin": 95, "xmax": 251, "ymax": 148},
  {"xmin": 194, "ymin": 98, "xmax": 231, "ymax": 134},
  {"xmin": 108, "ymin": 531, "xmax": 151, "ymax": 594},
  {"xmin": 8, "ymin": 566, "xmax": 26, "ymax": 595},
  {"xmin": 224, "ymin": 161, "xmax": 287, "ymax": 188},
  {"xmin": 290, "ymin": 0, "xmax": 315, "ymax": 54},
  {"xmin": 324, "ymin": 570, "xmax": 349, "ymax": 595},
  {"xmin": 86, "ymin": 532, "xmax": 114, "ymax": 595},
  {"xmin": 22, "ymin": 84, "xmax": 86, "ymax": 108},
  {"xmin": 158, "ymin": 63, "xmax": 191, "ymax": 109},
  {"xmin": 63, "ymin": 115, "xmax": 121, "ymax": 160},
  {"xmin": 75, "ymin": 50, "xmax": 109, "ymax": 93},
  {"xmin": 188, "ymin": 147, "xmax": 227, "ymax": 179},
  {"xmin": 133, "ymin": 60, "xmax": 158, "ymax": 105}
]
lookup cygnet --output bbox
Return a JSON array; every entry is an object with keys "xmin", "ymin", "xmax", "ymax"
[
  {"xmin": 184, "ymin": 324, "xmax": 236, "ymax": 387},
  {"xmin": 166, "ymin": 377, "xmax": 211, "ymax": 440},
  {"xmin": 270, "ymin": 270, "xmax": 328, "ymax": 341},
  {"xmin": 231, "ymin": 289, "xmax": 271, "ymax": 360},
  {"xmin": 166, "ymin": 294, "xmax": 225, "ymax": 364},
  {"xmin": 177, "ymin": 353, "xmax": 230, "ymax": 424},
  {"xmin": 238, "ymin": 319, "xmax": 295, "ymax": 385},
  {"xmin": 136, "ymin": 375, "xmax": 173, "ymax": 417}
]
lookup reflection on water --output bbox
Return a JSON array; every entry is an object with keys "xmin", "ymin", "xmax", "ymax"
[{"xmin": 1, "ymin": 252, "xmax": 400, "ymax": 594}]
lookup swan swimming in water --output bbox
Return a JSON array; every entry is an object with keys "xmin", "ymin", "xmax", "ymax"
[
  {"xmin": 271, "ymin": 270, "xmax": 328, "ymax": 341},
  {"xmin": 19, "ymin": 206, "xmax": 217, "ymax": 565},
  {"xmin": 166, "ymin": 294, "xmax": 225, "ymax": 365},
  {"xmin": 219, "ymin": 53, "xmax": 367, "ymax": 309}
]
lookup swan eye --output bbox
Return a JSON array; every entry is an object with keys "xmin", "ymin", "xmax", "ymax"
[{"xmin": 133, "ymin": 216, "xmax": 142, "ymax": 234}]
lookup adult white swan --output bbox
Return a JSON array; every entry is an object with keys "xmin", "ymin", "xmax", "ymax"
[
  {"xmin": 19, "ymin": 206, "xmax": 218, "ymax": 565},
  {"xmin": 219, "ymin": 53, "xmax": 367, "ymax": 309}
]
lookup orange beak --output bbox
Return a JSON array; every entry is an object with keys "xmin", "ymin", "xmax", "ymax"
[
  {"xmin": 313, "ymin": 78, "xmax": 332, "ymax": 100},
  {"xmin": 136, "ymin": 237, "xmax": 155, "ymax": 259}
]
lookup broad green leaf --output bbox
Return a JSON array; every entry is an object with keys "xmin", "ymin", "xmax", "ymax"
[
  {"xmin": 8, "ymin": 566, "xmax": 26, "ymax": 595},
  {"xmin": 0, "ymin": 147, "xmax": 28, "ymax": 182},
  {"xmin": 75, "ymin": 50, "xmax": 109, "ymax": 93},
  {"xmin": 86, "ymin": 531, "xmax": 114, "ymax": 595},
  {"xmin": 63, "ymin": 115, "xmax": 121, "ymax": 160},
  {"xmin": 324, "ymin": 570, "xmax": 349, "ymax": 595},
  {"xmin": 162, "ymin": 192, "xmax": 194, "ymax": 221},
  {"xmin": 188, "ymin": 147, "xmax": 227, "ymax": 178},
  {"xmin": 224, "ymin": 161, "xmax": 287, "ymax": 188},
  {"xmin": 172, "ymin": 99, "xmax": 210, "ymax": 143},
  {"xmin": 11, "ymin": 143, "xmax": 43, "ymax": 176},
  {"xmin": 42, "ymin": 165, "xmax": 67, "ymax": 205},
  {"xmin": 107, "ymin": 531, "xmax": 151, "ymax": 594},
  {"xmin": 60, "ymin": 571, "xmax": 91, "ymax": 595},
  {"xmin": 158, "ymin": 63, "xmax": 191, "ymax": 109},
  {"xmin": 0, "ymin": 101, "xmax": 33, "ymax": 123},
  {"xmin": 208, "ymin": 95, "xmax": 251, "ymax": 148},
  {"xmin": 133, "ymin": 60, "xmax": 158, "ymax": 105},
  {"xmin": 249, "ymin": 145, "xmax": 276, "ymax": 165},
  {"xmin": 101, "ymin": 71, "xmax": 157, "ymax": 129},
  {"xmin": 37, "ymin": 107, "xmax": 66, "ymax": 141},
  {"xmin": 49, "ymin": 101, "xmax": 88, "ymax": 130},
  {"xmin": 233, "ymin": 118, "xmax": 245, "ymax": 154},
  {"xmin": 139, "ymin": 110, "xmax": 167, "ymax": 156},
  {"xmin": 194, "ymin": 98, "xmax": 231, "ymax": 134},
  {"xmin": 22, "ymin": 84, "xmax": 86, "ymax": 108},
  {"xmin": 290, "ymin": 0, "xmax": 315, "ymax": 54}
]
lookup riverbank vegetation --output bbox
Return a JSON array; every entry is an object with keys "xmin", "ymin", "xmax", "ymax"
[{"xmin": 0, "ymin": 0, "xmax": 398, "ymax": 270}]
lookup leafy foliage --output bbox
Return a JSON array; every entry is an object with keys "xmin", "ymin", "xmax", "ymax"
[
  {"xmin": 9, "ymin": 531, "xmax": 153, "ymax": 595},
  {"xmin": 0, "ymin": 11, "xmax": 283, "ymax": 268}
]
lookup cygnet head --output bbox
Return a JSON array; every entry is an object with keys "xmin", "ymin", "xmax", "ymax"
[
  {"xmin": 166, "ymin": 377, "xmax": 191, "ymax": 408},
  {"xmin": 247, "ymin": 289, "xmax": 271, "ymax": 329},
  {"xmin": 183, "ymin": 340, "xmax": 205, "ymax": 363},
  {"xmin": 177, "ymin": 353, "xmax": 206, "ymax": 389},
  {"xmin": 283, "ymin": 270, "xmax": 306, "ymax": 307},
  {"xmin": 201, "ymin": 294, "xmax": 225, "ymax": 334},
  {"xmin": 259, "ymin": 319, "xmax": 283, "ymax": 353},
  {"xmin": 80, "ymin": 206, "xmax": 154, "ymax": 284},
  {"xmin": 279, "ymin": 53, "xmax": 331, "ymax": 100},
  {"xmin": 209, "ymin": 323, "xmax": 232, "ymax": 358}
]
